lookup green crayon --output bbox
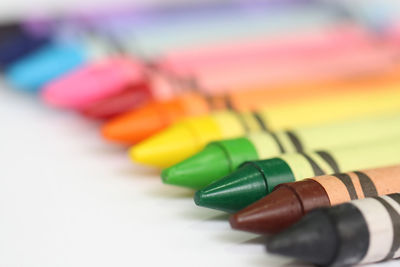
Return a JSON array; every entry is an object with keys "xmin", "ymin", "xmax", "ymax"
[
  {"xmin": 163, "ymin": 113, "xmax": 400, "ymax": 189},
  {"xmin": 194, "ymin": 137, "xmax": 400, "ymax": 213}
]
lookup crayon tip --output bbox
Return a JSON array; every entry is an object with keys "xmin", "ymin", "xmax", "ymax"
[
  {"xmin": 0, "ymin": 30, "xmax": 49, "ymax": 67},
  {"xmin": 6, "ymin": 42, "xmax": 86, "ymax": 92},
  {"xmin": 193, "ymin": 190, "xmax": 204, "ymax": 207},
  {"xmin": 161, "ymin": 143, "xmax": 231, "ymax": 190},
  {"xmin": 129, "ymin": 123, "xmax": 196, "ymax": 168},
  {"xmin": 162, "ymin": 138, "xmax": 259, "ymax": 190},
  {"xmin": 194, "ymin": 163, "xmax": 269, "ymax": 213},
  {"xmin": 102, "ymin": 104, "xmax": 165, "ymax": 144},
  {"xmin": 230, "ymin": 186, "xmax": 303, "ymax": 234},
  {"xmin": 230, "ymin": 180, "xmax": 330, "ymax": 234},
  {"xmin": 266, "ymin": 209, "xmax": 337, "ymax": 266},
  {"xmin": 42, "ymin": 57, "xmax": 145, "ymax": 110},
  {"xmin": 129, "ymin": 117, "xmax": 221, "ymax": 168},
  {"xmin": 81, "ymin": 87, "xmax": 151, "ymax": 120},
  {"xmin": 102, "ymin": 93, "xmax": 211, "ymax": 144}
]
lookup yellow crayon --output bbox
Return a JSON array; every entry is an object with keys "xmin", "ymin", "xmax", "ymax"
[{"xmin": 130, "ymin": 86, "xmax": 400, "ymax": 168}]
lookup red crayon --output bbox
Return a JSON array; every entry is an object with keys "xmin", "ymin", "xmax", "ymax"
[{"xmin": 80, "ymin": 82, "xmax": 152, "ymax": 120}]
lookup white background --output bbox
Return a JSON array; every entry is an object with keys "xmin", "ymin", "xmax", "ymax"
[{"xmin": 0, "ymin": 1, "xmax": 399, "ymax": 266}]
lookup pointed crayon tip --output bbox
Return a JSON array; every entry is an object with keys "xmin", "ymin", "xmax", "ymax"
[
  {"xmin": 194, "ymin": 158, "xmax": 297, "ymax": 213},
  {"xmin": 193, "ymin": 163, "xmax": 269, "ymax": 213},
  {"xmin": 0, "ymin": 28, "xmax": 49, "ymax": 67},
  {"xmin": 101, "ymin": 94, "xmax": 210, "ymax": 144},
  {"xmin": 42, "ymin": 57, "xmax": 145, "ymax": 110},
  {"xmin": 160, "ymin": 168, "xmax": 173, "ymax": 184},
  {"xmin": 128, "ymin": 118, "xmax": 216, "ymax": 168},
  {"xmin": 229, "ymin": 186, "xmax": 304, "ymax": 234},
  {"xmin": 128, "ymin": 122, "xmax": 196, "ymax": 168},
  {"xmin": 81, "ymin": 86, "xmax": 152, "ymax": 120},
  {"xmin": 161, "ymin": 143, "xmax": 231, "ymax": 190},
  {"xmin": 193, "ymin": 190, "xmax": 204, "ymax": 206},
  {"xmin": 228, "ymin": 213, "xmax": 241, "ymax": 230},
  {"xmin": 102, "ymin": 111, "xmax": 158, "ymax": 145},
  {"xmin": 6, "ymin": 42, "xmax": 86, "ymax": 91},
  {"xmin": 266, "ymin": 209, "xmax": 338, "ymax": 266},
  {"xmin": 101, "ymin": 100, "xmax": 169, "ymax": 144},
  {"xmin": 230, "ymin": 179, "xmax": 332, "ymax": 234},
  {"xmin": 162, "ymin": 138, "xmax": 259, "ymax": 190}
]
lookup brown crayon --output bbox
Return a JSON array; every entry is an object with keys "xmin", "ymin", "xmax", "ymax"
[{"xmin": 230, "ymin": 164, "xmax": 400, "ymax": 234}]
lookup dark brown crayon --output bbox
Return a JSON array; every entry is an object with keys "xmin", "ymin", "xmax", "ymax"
[{"xmin": 230, "ymin": 164, "xmax": 400, "ymax": 234}]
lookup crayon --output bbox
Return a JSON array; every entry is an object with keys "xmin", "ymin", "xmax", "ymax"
[
  {"xmin": 102, "ymin": 65, "xmax": 400, "ymax": 142},
  {"xmin": 0, "ymin": 23, "xmax": 49, "ymax": 68},
  {"xmin": 42, "ymin": 14, "xmax": 358, "ymax": 110},
  {"xmin": 267, "ymin": 193, "xmax": 400, "ymax": 266},
  {"xmin": 80, "ymin": 83, "xmax": 153, "ymax": 120},
  {"xmin": 129, "ymin": 86, "xmax": 400, "ymax": 168},
  {"xmin": 42, "ymin": 57, "xmax": 148, "ymax": 107},
  {"xmin": 103, "ymin": 93, "xmax": 210, "ymax": 143},
  {"xmin": 163, "ymin": 114, "xmax": 400, "ymax": 189},
  {"xmin": 230, "ymin": 165, "xmax": 400, "ymax": 234},
  {"xmin": 6, "ymin": 42, "xmax": 92, "ymax": 91},
  {"xmin": 194, "ymin": 137, "xmax": 400, "ymax": 213}
]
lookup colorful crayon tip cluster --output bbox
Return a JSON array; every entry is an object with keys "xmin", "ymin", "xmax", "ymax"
[{"xmin": 3, "ymin": 0, "xmax": 400, "ymax": 266}]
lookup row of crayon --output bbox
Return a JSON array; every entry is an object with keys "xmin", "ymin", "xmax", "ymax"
[{"xmin": 3, "ymin": 0, "xmax": 400, "ymax": 266}]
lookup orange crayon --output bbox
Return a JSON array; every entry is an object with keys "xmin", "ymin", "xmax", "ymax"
[{"xmin": 102, "ymin": 65, "xmax": 400, "ymax": 144}]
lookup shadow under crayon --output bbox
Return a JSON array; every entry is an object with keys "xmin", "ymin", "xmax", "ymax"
[
  {"xmin": 147, "ymin": 184, "xmax": 194, "ymax": 198},
  {"xmin": 88, "ymin": 143, "xmax": 129, "ymax": 155},
  {"xmin": 242, "ymin": 235, "xmax": 268, "ymax": 245}
]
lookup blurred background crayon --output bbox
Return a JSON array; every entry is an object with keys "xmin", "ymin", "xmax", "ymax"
[
  {"xmin": 230, "ymin": 164, "xmax": 400, "ymax": 234},
  {"xmin": 0, "ymin": 22, "xmax": 50, "ymax": 69},
  {"xmin": 195, "ymin": 137, "xmax": 400, "ymax": 212},
  {"xmin": 267, "ymin": 193, "xmax": 400, "ymax": 266}
]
